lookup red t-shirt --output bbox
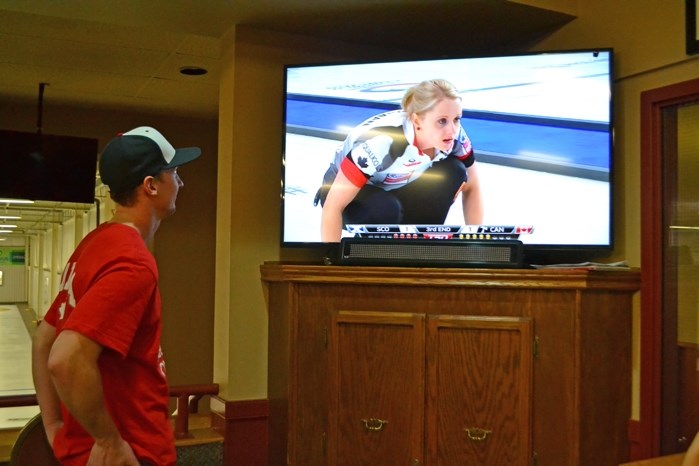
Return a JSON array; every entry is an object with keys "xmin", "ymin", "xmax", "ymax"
[{"xmin": 44, "ymin": 222, "xmax": 176, "ymax": 466}]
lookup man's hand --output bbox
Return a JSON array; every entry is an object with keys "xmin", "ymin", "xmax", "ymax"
[
  {"xmin": 87, "ymin": 436, "xmax": 140, "ymax": 466},
  {"xmin": 47, "ymin": 330, "xmax": 137, "ymax": 465}
]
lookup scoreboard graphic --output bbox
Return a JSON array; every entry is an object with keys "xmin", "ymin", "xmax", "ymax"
[{"xmin": 345, "ymin": 224, "xmax": 534, "ymax": 241}]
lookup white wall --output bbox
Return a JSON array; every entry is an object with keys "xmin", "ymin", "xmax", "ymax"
[
  {"xmin": 0, "ymin": 238, "xmax": 28, "ymax": 303},
  {"xmin": 0, "ymin": 267, "xmax": 26, "ymax": 303}
]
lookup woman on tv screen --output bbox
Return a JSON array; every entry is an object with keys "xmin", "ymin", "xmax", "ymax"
[{"xmin": 314, "ymin": 78, "xmax": 484, "ymax": 242}]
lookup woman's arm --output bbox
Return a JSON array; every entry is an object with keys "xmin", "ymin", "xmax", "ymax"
[
  {"xmin": 460, "ymin": 162, "xmax": 484, "ymax": 225},
  {"xmin": 320, "ymin": 168, "xmax": 362, "ymax": 242},
  {"xmin": 47, "ymin": 329, "xmax": 139, "ymax": 466}
]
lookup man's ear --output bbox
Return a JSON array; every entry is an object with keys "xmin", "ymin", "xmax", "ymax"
[{"xmin": 143, "ymin": 176, "xmax": 158, "ymax": 196}]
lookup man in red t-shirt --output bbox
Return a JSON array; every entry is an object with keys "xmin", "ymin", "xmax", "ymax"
[{"xmin": 32, "ymin": 127, "xmax": 201, "ymax": 466}]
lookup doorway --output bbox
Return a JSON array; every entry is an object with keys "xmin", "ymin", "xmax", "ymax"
[{"xmin": 641, "ymin": 77, "xmax": 699, "ymax": 457}]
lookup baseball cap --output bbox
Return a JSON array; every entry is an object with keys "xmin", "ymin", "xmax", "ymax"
[{"xmin": 99, "ymin": 126, "xmax": 201, "ymax": 193}]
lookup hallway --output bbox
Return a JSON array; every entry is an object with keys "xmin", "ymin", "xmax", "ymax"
[{"xmin": 0, "ymin": 304, "xmax": 39, "ymax": 430}]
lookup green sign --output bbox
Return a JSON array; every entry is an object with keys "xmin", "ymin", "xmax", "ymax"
[{"xmin": 0, "ymin": 247, "xmax": 25, "ymax": 266}]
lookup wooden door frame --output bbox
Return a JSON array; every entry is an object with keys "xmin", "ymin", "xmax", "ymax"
[{"xmin": 640, "ymin": 76, "xmax": 699, "ymax": 458}]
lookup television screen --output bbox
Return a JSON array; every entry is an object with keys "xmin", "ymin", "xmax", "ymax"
[
  {"xmin": 281, "ymin": 49, "xmax": 613, "ymax": 261},
  {"xmin": 0, "ymin": 130, "xmax": 98, "ymax": 204}
]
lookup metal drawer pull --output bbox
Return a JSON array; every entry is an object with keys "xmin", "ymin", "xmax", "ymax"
[
  {"xmin": 464, "ymin": 427, "xmax": 493, "ymax": 441},
  {"xmin": 361, "ymin": 418, "xmax": 388, "ymax": 431}
]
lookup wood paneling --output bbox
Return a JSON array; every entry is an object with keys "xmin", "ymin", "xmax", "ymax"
[
  {"xmin": 212, "ymin": 398, "xmax": 268, "ymax": 466},
  {"xmin": 328, "ymin": 311, "xmax": 425, "ymax": 466},
  {"xmin": 426, "ymin": 316, "xmax": 532, "ymax": 465}
]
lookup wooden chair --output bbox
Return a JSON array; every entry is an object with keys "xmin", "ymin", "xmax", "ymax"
[{"xmin": 9, "ymin": 413, "xmax": 61, "ymax": 466}]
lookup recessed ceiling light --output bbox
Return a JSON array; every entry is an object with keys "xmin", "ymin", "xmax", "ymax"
[{"xmin": 179, "ymin": 66, "xmax": 208, "ymax": 76}]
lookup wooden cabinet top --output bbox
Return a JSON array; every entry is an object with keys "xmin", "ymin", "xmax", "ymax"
[{"xmin": 260, "ymin": 262, "xmax": 641, "ymax": 292}]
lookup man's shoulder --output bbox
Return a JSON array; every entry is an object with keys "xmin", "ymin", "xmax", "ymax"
[{"xmin": 79, "ymin": 224, "xmax": 154, "ymax": 266}]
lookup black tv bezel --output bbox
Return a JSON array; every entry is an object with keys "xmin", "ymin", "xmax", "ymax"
[{"xmin": 279, "ymin": 47, "xmax": 615, "ymax": 265}]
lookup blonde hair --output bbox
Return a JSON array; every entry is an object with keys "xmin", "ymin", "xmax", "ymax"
[{"xmin": 401, "ymin": 79, "xmax": 461, "ymax": 116}]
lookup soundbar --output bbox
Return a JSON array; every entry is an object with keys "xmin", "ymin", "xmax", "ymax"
[{"xmin": 337, "ymin": 238, "xmax": 524, "ymax": 268}]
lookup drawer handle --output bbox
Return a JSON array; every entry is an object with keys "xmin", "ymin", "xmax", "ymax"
[
  {"xmin": 464, "ymin": 427, "xmax": 492, "ymax": 441},
  {"xmin": 361, "ymin": 418, "xmax": 388, "ymax": 431}
]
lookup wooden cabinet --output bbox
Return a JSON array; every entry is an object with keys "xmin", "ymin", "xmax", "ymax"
[{"xmin": 261, "ymin": 263, "xmax": 641, "ymax": 466}]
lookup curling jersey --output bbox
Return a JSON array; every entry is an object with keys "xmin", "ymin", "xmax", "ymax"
[{"xmin": 333, "ymin": 110, "xmax": 474, "ymax": 191}]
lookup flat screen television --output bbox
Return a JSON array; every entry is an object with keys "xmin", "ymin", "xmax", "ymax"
[
  {"xmin": 280, "ymin": 48, "xmax": 614, "ymax": 265},
  {"xmin": 0, "ymin": 130, "xmax": 98, "ymax": 204}
]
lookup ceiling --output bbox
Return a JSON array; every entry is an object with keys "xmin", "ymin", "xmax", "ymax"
[
  {"xmin": 0, "ymin": 0, "xmax": 574, "ymax": 238},
  {"xmin": 0, "ymin": 0, "xmax": 575, "ymax": 120},
  {"xmin": 0, "ymin": 202, "xmax": 83, "ymax": 239}
]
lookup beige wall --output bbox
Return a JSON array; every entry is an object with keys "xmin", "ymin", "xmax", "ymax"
[
  {"xmin": 213, "ymin": 26, "xmax": 399, "ymax": 400},
  {"xmin": 0, "ymin": 103, "xmax": 218, "ymax": 387},
  {"xmin": 532, "ymin": 0, "xmax": 699, "ymax": 419}
]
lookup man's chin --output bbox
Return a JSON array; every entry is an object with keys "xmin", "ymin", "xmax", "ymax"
[{"xmin": 162, "ymin": 206, "xmax": 177, "ymax": 218}]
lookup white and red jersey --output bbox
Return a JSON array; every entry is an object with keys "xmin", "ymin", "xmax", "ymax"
[{"xmin": 333, "ymin": 110, "xmax": 475, "ymax": 191}]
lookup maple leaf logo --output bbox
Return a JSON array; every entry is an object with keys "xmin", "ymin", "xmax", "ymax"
[{"xmin": 357, "ymin": 156, "xmax": 369, "ymax": 168}]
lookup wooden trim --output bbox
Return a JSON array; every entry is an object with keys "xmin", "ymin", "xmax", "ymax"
[
  {"xmin": 260, "ymin": 262, "xmax": 641, "ymax": 291},
  {"xmin": 640, "ymin": 83, "xmax": 665, "ymax": 459},
  {"xmin": 212, "ymin": 397, "xmax": 269, "ymax": 466},
  {"xmin": 0, "ymin": 385, "xmax": 218, "ymax": 439},
  {"xmin": 0, "ymin": 394, "xmax": 37, "ymax": 408},
  {"xmin": 170, "ymin": 383, "xmax": 219, "ymax": 439},
  {"xmin": 629, "ymin": 419, "xmax": 643, "ymax": 460},
  {"xmin": 639, "ymin": 76, "xmax": 699, "ymax": 459}
]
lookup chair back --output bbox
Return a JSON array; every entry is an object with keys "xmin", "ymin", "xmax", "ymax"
[{"xmin": 9, "ymin": 413, "xmax": 61, "ymax": 466}]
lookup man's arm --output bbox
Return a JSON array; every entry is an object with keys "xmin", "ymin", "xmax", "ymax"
[
  {"xmin": 31, "ymin": 320, "xmax": 63, "ymax": 445},
  {"xmin": 47, "ymin": 329, "xmax": 139, "ymax": 466}
]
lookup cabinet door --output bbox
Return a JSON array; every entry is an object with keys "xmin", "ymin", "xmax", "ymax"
[
  {"xmin": 328, "ymin": 310, "xmax": 425, "ymax": 466},
  {"xmin": 426, "ymin": 315, "xmax": 533, "ymax": 466}
]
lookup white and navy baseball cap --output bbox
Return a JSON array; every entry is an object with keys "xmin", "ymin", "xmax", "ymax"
[{"xmin": 99, "ymin": 126, "xmax": 201, "ymax": 193}]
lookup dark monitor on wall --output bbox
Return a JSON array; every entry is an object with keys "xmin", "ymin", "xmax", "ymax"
[
  {"xmin": 280, "ymin": 48, "xmax": 614, "ymax": 265},
  {"xmin": 0, "ymin": 129, "xmax": 98, "ymax": 204}
]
